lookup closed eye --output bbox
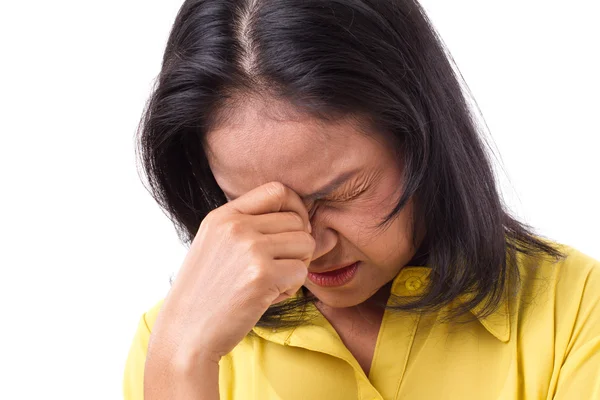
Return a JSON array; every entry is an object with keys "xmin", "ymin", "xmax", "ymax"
[
  {"xmin": 328, "ymin": 185, "xmax": 366, "ymax": 203},
  {"xmin": 308, "ymin": 189, "xmax": 364, "ymax": 217}
]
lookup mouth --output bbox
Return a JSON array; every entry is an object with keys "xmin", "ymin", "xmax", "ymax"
[
  {"xmin": 309, "ymin": 261, "xmax": 359, "ymax": 274},
  {"xmin": 307, "ymin": 261, "xmax": 361, "ymax": 287}
]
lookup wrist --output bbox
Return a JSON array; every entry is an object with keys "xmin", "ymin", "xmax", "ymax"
[{"xmin": 172, "ymin": 342, "xmax": 221, "ymax": 376}]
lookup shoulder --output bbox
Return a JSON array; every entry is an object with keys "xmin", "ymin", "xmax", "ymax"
[
  {"xmin": 141, "ymin": 298, "xmax": 166, "ymax": 332},
  {"xmin": 550, "ymin": 243, "xmax": 600, "ymax": 328},
  {"xmin": 517, "ymin": 241, "xmax": 600, "ymax": 297},
  {"xmin": 514, "ymin": 240, "xmax": 600, "ymax": 347},
  {"xmin": 552, "ymin": 241, "xmax": 600, "ymax": 275},
  {"xmin": 553, "ymin": 244, "xmax": 600, "ymax": 298},
  {"xmin": 123, "ymin": 298, "xmax": 165, "ymax": 399},
  {"xmin": 516, "ymin": 242, "xmax": 600, "ymax": 396},
  {"xmin": 548, "ymin": 243, "xmax": 599, "ymax": 325},
  {"xmin": 124, "ymin": 297, "xmax": 166, "ymax": 358}
]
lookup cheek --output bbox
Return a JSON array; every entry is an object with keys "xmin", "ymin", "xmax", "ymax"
[
  {"xmin": 346, "ymin": 196, "xmax": 415, "ymax": 260},
  {"xmin": 322, "ymin": 201, "xmax": 392, "ymax": 248}
]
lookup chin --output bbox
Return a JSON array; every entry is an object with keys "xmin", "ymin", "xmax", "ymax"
[{"xmin": 305, "ymin": 285, "xmax": 372, "ymax": 308}]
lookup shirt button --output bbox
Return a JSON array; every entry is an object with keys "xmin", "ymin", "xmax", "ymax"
[{"xmin": 405, "ymin": 276, "xmax": 422, "ymax": 291}]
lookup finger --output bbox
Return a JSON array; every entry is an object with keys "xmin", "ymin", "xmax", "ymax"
[
  {"xmin": 263, "ymin": 231, "xmax": 315, "ymax": 263},
  {"xmin": 223, "ymin": 182, "xmax": 311, "ymax": 233},
  {"xmin": 269, "ymin": 259, "xmax": 309, "ymax": 304},
  {"xmin": 247, "ymin": 211, "xmax": 306, "ymax": 234}
]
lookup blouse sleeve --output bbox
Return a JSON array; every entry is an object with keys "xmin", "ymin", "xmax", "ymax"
[
  {"xmin": 123, "ymin": 299, "xmax": 235, "ymax": 399},
  {"xmin": 552, "ymin": 258, "xmax": 600, "ymax": 399},
  {"xmin": 123, "ymin": 309, "xmax": 154, "ymax": 400}
]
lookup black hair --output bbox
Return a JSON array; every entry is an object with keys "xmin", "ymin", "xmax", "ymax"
[{"xmin": 136, "ymin": 0, "xmax": 565, "ymax": 329}]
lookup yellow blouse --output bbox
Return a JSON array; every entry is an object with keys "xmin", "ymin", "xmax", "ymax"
[{"xmin": 124, "ymin": 243, "xmax": 600, "ymax": 399}]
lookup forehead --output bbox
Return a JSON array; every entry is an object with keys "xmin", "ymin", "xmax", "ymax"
[{"xmin": 204, "ymin": 99, "xmax": 391, "ymax": 198}]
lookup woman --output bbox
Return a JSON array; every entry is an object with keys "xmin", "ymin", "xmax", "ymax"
[{"xmin": 123, "ymin": 0, "xmax": 600, "ymax": 399}]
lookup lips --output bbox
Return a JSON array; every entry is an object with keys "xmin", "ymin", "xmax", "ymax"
[
  {"xmin": 307, "ymin": 261, "xmax": 361, "ymax": 287},
  {"xmin": 309, "ymin": 261, "xmax": 359, "ymax": 274}
]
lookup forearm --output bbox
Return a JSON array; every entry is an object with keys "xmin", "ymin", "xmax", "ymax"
[{"xmin": 144, "ymin": 348, "xmax": 220, "ymax": 400}]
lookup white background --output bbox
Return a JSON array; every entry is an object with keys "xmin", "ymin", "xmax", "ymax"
[{"xmin": 0, "ymin": 1, "xmax": 598, "ymax": 398}]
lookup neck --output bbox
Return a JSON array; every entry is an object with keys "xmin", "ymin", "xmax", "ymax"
[
  {"xmin": 315, "ymin": 280, "xmax": 392, "ymax": 324},
  {"xmin": 406, "ymin": 235, "xmax": 429, "ymax": 266}
]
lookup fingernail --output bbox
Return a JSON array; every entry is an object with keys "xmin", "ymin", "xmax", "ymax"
[{"xmin": 307, "ymin": 221, "xmax": 312, "ymax": 233}]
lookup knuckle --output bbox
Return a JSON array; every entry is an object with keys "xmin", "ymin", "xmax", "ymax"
[
  {"xmin": 203, "ymin": 208, "xmax": 230, "ymax": 230},
  {"xmin": 246, "ymin": 260, "xmax": 269, "ymax": 283},
  {"xmin": 223, "ymin": 219, "xmax": 245, "ymax": 236},
  {"xmin": 205, "ymin": 207, "xmax": 223, "ymax": 223},
  {"xmin": 200, "ymin": 210, "xmax": 217, "ymax": 229},
  {"xmin": 266, "ymin": 181, "xmax": 288, "ymax": 200},
  {"xmin": 246, "ymin": 235, "xmax": 269, "ymax": 254}
]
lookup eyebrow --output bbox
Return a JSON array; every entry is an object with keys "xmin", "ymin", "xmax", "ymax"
[
  {"xmin": 299, "ymin": 169, "xmax": 358, "ymax": 202},
  {"xmin": 223, "ymin": 169, "xmax": 359, "ymax": 202}
]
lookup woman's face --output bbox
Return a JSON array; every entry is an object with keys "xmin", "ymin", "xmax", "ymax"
[{"xmin": 204, "ymin": 99, "xmax": 419, "ymax": 308}]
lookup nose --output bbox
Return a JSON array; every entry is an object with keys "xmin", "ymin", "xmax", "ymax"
[{"xmin": 307, "ymin": 219, "xmax": 338, "ymax": 262}]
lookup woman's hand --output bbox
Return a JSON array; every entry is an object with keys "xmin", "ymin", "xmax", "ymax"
[{"xmin": 147, "ymin": 181, "xmax": 315, "ymax": 373}]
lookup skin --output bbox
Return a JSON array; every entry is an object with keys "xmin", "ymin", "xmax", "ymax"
[
  {"xmin": 204, "ymin": 97, "xmax": 422, "ymax": 374},
  {"xmin": 144, "ymin": 95, "xmax": 428, "ymax": 398}
]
